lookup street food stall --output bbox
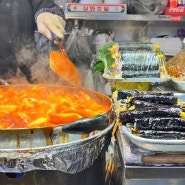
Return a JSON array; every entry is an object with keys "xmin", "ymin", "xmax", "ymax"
[{"xmin": 1, "ymin": 0, "xmax": 185, "ymax": 185}]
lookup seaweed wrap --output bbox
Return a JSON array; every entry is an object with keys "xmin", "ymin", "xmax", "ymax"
[
  {"xmin": 122, "ymin": 64, "xmax": 159, "ymax": 71},
  {"xmin": 119, "ymin": 107, "xmax": 181, "ymax": 123},
  {"xmin": 134, "ymin": 117, "xmax": 185, "ymax": 131},
  {"xmin": 117, "ymin": 90, "xmax": 177, "ymax": 105},
  {"xmin": 138, "ymin": 130, "xmax": 185, "ymax": 140},
  {"xmin": 122, "ymin": 70, "xmax": 160, "ymax": 78},
  {"xmin": 128, "ymin": 99, "xmax": 181, "ymax": 110}
]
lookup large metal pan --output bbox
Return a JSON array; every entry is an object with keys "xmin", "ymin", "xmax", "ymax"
[{"xmin": 0, "ymin": 84, "xmax": 113, "ymax": 149}]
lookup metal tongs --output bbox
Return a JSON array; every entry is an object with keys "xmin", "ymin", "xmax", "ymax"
[{"xmin": 50, "ymin": 32, "xmax": 82, "ymax": 87}]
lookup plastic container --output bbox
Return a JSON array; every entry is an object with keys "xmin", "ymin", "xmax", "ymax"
[{"xmin": 169, "ymin": 0, "xmax": 178, "ymax": 7}]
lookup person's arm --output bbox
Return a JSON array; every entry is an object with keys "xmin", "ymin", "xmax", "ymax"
[
  {"xmin": 32, "ymin": 0, "xmax": 66, "ymax": 40},
  {"xmin": 32, "ymin": 0, "xmax": 65, "ymax": 20}
]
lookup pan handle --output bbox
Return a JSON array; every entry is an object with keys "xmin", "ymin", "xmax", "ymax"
[{"xmin": 50, "ymin": 114, "xmax": 110, "ymax": 142}]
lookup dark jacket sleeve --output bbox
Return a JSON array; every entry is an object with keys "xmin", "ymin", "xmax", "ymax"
[{"xmin": 31, "ymin": 0, "xmax": 65, "ymax": 21}]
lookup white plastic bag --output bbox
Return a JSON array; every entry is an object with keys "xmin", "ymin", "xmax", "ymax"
[
  {"xmin": 65, "ymin": 28, "xmax": 93, "ymax": 68},
  {"xmin": 128, "ymin": 0, "xmax": 168, "ymax": 14}
]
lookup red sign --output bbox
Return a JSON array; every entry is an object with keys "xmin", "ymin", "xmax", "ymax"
[
  {"xmin": 164, "ymin": 6, "xmax": 185, "ymax": 15},
  {"xmin": 66, "ymin": 3, "xmax": 127, "ymax": 14},
  {"xmin": 170, "ymin": 15, "xmax": 183, "ymax": 21}
]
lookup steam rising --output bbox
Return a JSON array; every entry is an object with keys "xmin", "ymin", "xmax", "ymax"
[
  {"xmin": 5, "ymin": 42, "xmax": 66, "ymax": 85},
  {"xmin": 5, "ymin": 19, "xmax": 150, "ymax": 91},
  {"xmin": 30, "ymin": 55, "xmax": 67, "ymax": 85},
  {"xmin": 9, "ymin": 42, "xmax": 95, "ymax": 88}
]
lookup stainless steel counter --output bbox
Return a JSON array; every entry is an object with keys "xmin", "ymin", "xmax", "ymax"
[{"xmin": 113, "ymin": 124, "xmax": 185, "ymax": 185}]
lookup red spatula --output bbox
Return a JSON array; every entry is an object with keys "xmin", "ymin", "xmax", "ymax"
[{"xmin": 50, "ymin": 35, "xmax": 81, "ymax": 87}]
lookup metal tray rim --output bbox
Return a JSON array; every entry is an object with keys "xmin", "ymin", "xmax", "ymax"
[
  {"xmin": 171, "ymin": 78, "xmax": 185, "ymax": 83},
  {"xmin": 103, "ymin": 73, "xmax": 170, "ymax": 83},
  {"xmin": 171, "ymin": 78, "xmax": 185, "ymax": 92},
  {"xmin": 122, "ymin": 125, "xmax": 185, "ymax": 145},
  {"xmin": 122, "ymin": 125, "xmax": 185, "ymax": 152}
]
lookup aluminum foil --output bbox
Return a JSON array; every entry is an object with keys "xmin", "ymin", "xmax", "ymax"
[{"xmin": 0, "ymin": 124, "xmax": 113, "ymax": 174}]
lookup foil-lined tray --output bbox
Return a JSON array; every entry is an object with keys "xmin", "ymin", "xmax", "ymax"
[{"xmin": 0, "ymin": 123, "xmax": 114, "ymax": 174}]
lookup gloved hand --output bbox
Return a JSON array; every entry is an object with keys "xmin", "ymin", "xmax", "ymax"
[{"xmin": 36, "ymin": 12, "xmax": 66, "ymax": 40}]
